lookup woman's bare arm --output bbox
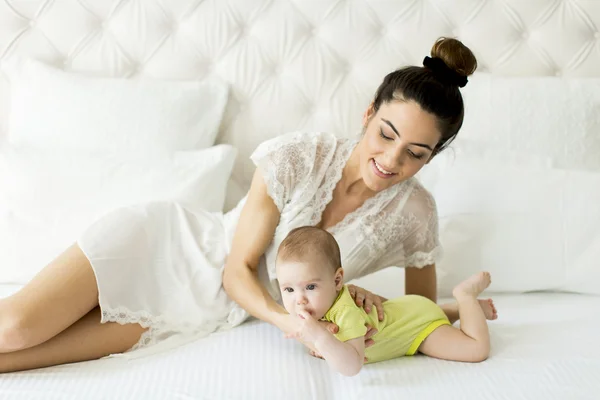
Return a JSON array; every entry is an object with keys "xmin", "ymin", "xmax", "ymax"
[
  {"xmin": 222, "ymin": 168, "xmax": 289, "ymax": 330},
  {"xmin": 405, "ymin": 264, "xmax": 461, "ymax": 324},
  {"xmin": 404, "ymin": 264, "xmax": 437, "ymax": 303}
]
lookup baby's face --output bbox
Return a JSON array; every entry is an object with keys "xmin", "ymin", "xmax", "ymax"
[{"xmin": 277, "ymin": 259, "xmax": 343, "ymax": 320}]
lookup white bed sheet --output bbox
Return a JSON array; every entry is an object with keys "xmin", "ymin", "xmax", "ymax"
[{"xmin": 1, "ymin": 284, "xmax": 599, "ymax": 400}]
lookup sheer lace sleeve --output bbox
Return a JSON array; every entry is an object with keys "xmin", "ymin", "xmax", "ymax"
[
  {"xmin": 250, "ymin": 131, "xmax": 333, "ymax": 212},
  {"xmin": 377, "ymin": 183, "xmax": 442, "ymax": 269}
]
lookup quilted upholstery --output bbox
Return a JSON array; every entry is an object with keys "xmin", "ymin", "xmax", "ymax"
[{"xmin": 1, "ymin": 0, "xmax": 599, "ymax": 208}]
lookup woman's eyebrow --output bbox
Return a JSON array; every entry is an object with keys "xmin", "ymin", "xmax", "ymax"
[{"xmin": 381, "ymin": 118, "xmax": 434, "ymax": 151}]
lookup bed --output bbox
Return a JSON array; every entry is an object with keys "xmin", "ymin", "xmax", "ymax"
[
  {"xmin": 1, "ymin": 0, "xmax": 600, "ymax": 398},
  {"xmin": 1, "ymin": 283, "xmax": 598, "ymax": 399}
]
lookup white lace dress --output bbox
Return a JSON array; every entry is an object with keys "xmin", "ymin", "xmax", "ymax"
[{"xmin": 77, "ymin": 131, "xmax": 442, "ymax": 357}]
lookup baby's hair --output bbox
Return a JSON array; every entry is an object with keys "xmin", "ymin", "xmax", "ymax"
[{"xmin": 277, "ymin": 226, "xmax": 341, "ymax": 272}]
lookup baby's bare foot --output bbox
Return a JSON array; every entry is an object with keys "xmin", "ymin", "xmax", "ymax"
[
  {"xmin": 479, "ymin": 298, "xmax": 498, "ymax": 320},
  {"xmin": 453, "ymin": 271, "xmax": 491, "ymax": 299}
]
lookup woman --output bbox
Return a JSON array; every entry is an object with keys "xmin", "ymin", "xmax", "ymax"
[{"xmin": 0, "ymin": 37, "xmax": 495, "ymax": 372}]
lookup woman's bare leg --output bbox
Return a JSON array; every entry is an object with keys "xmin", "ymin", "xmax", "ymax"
[
  {"xmin": 0, "ymin": 243, "xmax": 101, "ymax": 351},
  {"xmin": 0, "ymin": 307, "xmax": 145, "ymax": 373}
]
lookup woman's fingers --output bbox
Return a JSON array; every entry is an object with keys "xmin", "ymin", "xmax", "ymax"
[
  {"xmin": 318, "ymin": 320, "xmax": 339, "ymax": 334},
  {"xmin": 349, "ymin": 284, "xmax": 385, "ymax": 319},
  {"xmin": 348, "ymin": 285, "xmax": 357, "ymax": 298},
  {"xmin": 328, "ymin": 323, "xmax": 339, "ymax": 334},
  {"xmin": 373, "ymin": 297, "xmax": 385, "ymax": 321},
  {"xmin": 363, "ymin": 296, "xmax": 374, "ymax": 313},
  {"xmin": 355, "ymin": 291, "xmax": 365, "ymax": 307},
  {"xmin": 364, "ymin": 324, "xmax": 377, "ymax": 348},
  {"xmin": 365, "ymin": 325, "xmax": 378, "ymax": 339},
  {"xmin": 348, "ymin": 284, "xmax": 365, "ymax": 307}
]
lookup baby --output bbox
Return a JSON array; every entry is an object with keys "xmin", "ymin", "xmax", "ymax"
[{"xmin": 276, "ymin": 226, "xmax": 494, "ymax": 376}]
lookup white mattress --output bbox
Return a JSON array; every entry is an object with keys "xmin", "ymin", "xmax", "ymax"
[{"xmin": 1, "ymin": 284, "xmax": 599, "ymax": 400}]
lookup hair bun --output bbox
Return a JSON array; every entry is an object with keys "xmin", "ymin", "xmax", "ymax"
[
  {"xmin": 423, "ymin": 56, "xmax": 468, "ymax": 87},
  {"xmin": 427, "ymin": 37, "xmax": 477, "ymax": 87}
]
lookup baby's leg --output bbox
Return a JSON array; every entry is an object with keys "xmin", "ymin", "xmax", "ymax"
[
  {"xmin": 440, "ymin": 298, "xmax": 497, "ymax": 324},
  {"xmin": 418, "ymin": 272, "xmax": 492, "ymax": 362}
]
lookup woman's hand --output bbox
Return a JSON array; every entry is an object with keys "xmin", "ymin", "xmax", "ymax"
[
  {"xmin": 309, "ymin": 285, "xmax": 385, "ymax": 361},
  {"xmin": 347, "ymin": 284, "xmax": 386, "ymax": 321}
]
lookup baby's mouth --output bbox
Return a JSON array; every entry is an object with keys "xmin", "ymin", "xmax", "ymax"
[{"xmin": 298, "ymin": 308, "xmax": 313, "ymax": 316}]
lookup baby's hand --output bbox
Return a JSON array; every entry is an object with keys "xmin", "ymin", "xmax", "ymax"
[
  {"xmin": 309, "ymin": 349, "xmax": 325, "ymax": 359},
  {"xmin": 310, "ymin": 348, "xmax": 369, "ymax": 363},
  {"xmin": 285, "ymin": 311, "xmax": 329, "ymax": 345}
]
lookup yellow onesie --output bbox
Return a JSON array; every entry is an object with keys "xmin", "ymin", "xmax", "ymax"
[{"xmin": 322, "ymin": 285, "xmax": 450, "ymax": 364}]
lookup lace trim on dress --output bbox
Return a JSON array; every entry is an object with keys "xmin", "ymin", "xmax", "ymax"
[
  {"xmin": 307, "ymin": 138, "xmax": 429, "ymax": 260},
  {"xmin": 405, "ymin": 246, "xmax": 443, "ymax": 268},
  {"xmin": 309, "ymin": 138, "xmax": 359, "ymax": 227},
  {"xmin": 341, "ymin": 179, "xmax": 415, "ymax": 257},
  {"xmin": 251, "ymin": 132, "xmax": 324, "ymax": 212},
  {"xmin": 368, "ymin": 212, "xmax": 419, "ymax": 258},
  {"xmin": 330, "ymin": 182, "xmax": 401, "ymax": 236},
  {"xmin": 263, "ymin": 168, "xmax": 286, "ymax": 213},
  {"xmin": 101, "ymin": 306, "xmax": 167, "ymax": 352},
  {"xmin": 309, "ymin": 137, "xmax": 410, "ymax": 242}
]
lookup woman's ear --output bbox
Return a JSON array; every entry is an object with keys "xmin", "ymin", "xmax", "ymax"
[
  {"xmin": 334, "ymin": 268, "xmax": 344, "ymax": 290},
  {"xmin": 425, "ymin": 153, "xmax": 435, "ymax": 164},
  {"xmin": 362, "ymin": 103, "xmax": 375, "ymax": 127},
  {"xmin": 426, "ymin": 145, "xmax": 441, "ymax": 164}
]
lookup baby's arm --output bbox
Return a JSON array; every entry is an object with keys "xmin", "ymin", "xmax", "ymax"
[{"xmin": 314, "ymin": 333, "xmax": 365, "ymax": 376}]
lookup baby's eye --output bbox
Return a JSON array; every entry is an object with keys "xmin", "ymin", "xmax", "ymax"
[
  {"xmin": 284, "ymin": 287, "xmax": 294, "ymax": 293},
  {"xmin": 306, "ymin": 284, "xmax": 316, "ymax": 290}
]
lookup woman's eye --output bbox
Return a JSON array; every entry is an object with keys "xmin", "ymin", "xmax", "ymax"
[
  {"xmin": 408, "ymin": 150, "xmax": 424, "ymax": 160},
  {"xmin": 379, "ymin": 129, "xmax": 393, "ymax": 141},
  {"xmin": 306, "ymin": 284, "xmax": 316, "ymax": 290}
]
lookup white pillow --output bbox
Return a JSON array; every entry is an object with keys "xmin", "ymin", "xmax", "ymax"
[
  {"xmin": 460, "ymin": 73, "xmax": 600, "ymax": 171},
  {"xmin": 418, "ymin": 73, "xmax": 600, "ymax": 296},
  {"xmin": 1, "ymin": 57, "xmax": 229, "ymax": 153},
  {"xmin": 420, "ymin": 143, "xmax": 600, "ymax": 296},
  {"xmin": 0, "ymin": 144, "xmax": 237, "ymax": 284}
]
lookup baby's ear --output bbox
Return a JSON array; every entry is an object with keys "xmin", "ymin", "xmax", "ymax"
[{"xmin": 334, "ymin": 267, "xmax": 344, "ymax": 289}]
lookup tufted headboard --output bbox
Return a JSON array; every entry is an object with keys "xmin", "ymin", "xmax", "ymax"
[{"xmin": 1, "ymin": 0, "xmax": 599, "ymax": 209}]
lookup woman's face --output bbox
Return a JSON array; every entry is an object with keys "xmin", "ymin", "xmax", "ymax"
[{"xmin": 358, "ymin": 100, "xmax": 441, "ymax": 193}]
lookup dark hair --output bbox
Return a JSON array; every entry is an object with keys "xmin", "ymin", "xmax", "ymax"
[
  {"xmin": 277, "ymin": 226, "xmax": 341, "ymax": 272},
  {"xmin": 371, "ymin": 37, "xmax": 477, "ymax": 156}
]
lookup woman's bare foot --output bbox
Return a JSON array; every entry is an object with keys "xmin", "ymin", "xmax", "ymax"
[
  {"xmin": 478, "ymin": 298, "xmax": 498, "ymax": 320},
  {"xmin": 453, "ymin": 271, "xmax": 492, "ymax": 299}
]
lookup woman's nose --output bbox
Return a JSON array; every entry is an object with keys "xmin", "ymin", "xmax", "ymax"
[{"xmin": 385, "ymin": 148, "xmax": 404, "ymax": 168}]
